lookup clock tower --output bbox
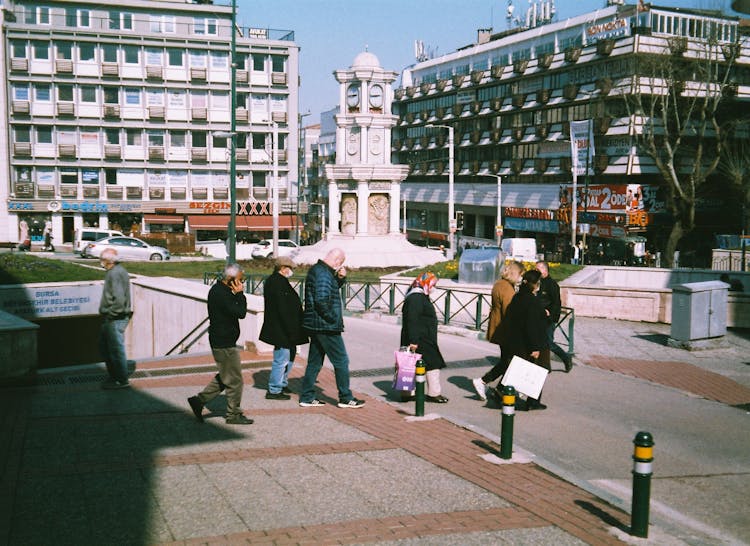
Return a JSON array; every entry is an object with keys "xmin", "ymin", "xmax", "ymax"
[
  {"xmin": 324, "ymin": 50, "xmax": 408, "ymax": 237},
  {"xmin": 293, "ymin": 50, "xmax": 441, "ymax": 267}
]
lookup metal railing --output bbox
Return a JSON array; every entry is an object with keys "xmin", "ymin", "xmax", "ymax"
[{"xmin": 203, "ymin": 273, "xmax": 575, "ymax": 354}]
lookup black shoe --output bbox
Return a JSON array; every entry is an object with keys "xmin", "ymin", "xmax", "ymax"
[
  {"xmin": 265, "ymin": 391, "xmax": 291, "ymax": 400},
  {"xmin": 188, "ymin": 396, "xmax": 204, "ymax": 422},
  {"xmin": 563, "ymin": 354, "xmax": 573, "ymax": 373},
  {"xmin": 225, "ymin": 414, "xmax": 254, "ymax": 425},
  {"xmin": 282, "ymin": 386, "xmax": 293, "ymax": 394},
  {"xmin": 425, "ymin": 395, "xmax": 449, "ymax": 404}
]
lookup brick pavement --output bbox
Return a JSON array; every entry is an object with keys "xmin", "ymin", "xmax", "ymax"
[
  {"xmin": 2, "ymin": 359, "xmax": 632, "ymax": 545},
  {"xmin": 584, "ymin": 355, "xmax": 750, "ymax": 406}
]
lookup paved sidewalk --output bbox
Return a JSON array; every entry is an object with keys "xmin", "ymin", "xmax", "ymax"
[{"xmin": 2, "ymin": 354, "xmax": 639, "ymax": 545}]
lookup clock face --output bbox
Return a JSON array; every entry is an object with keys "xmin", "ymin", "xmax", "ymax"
[
  {"xmin": 347, "ymin": 84, "xmax": 360, "ymax": 108},
  {"xmin": 369, "ymin": 84, "xmax": 383, "ymax": 108}
]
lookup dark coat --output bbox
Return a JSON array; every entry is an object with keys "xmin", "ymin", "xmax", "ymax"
[
  {"xmin": 497, "ymin": 288, "xmax": 549, "ymax": 361},
  {"xmin": 537, "ymin": 275, "xmax": 562, "ymax": 324},
  {"xmin": 207, "ymin": 281, "xmax": 247, "ymax": 349},
  {"xmin": 260, "ymin": 272, "xmax": 308, "ymax": 348},
  {"xmin": 303, "ymin": 259, "xmax": 345, "ymax": 333},
  {"xmin": 400, "ymin": 290, "xmax": 446, "ymax": 371}
]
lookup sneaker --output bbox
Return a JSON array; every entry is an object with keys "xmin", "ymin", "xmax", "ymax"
[
  {"xmin": 225, "ymin": 414, "xmax": 254, "ymax": 425},
  {"xmin": 299, "ymin": 399, "xmax": 326, "ymax": 407},
  {"xmin": 472, "ymin": 378, "xmax": 487, "ymax": 401},
  {"xmin": 265, "ymin": 391, "xmax": 291, "ymax": 400},
  {"xmin": 188, "ymin": 396, "xmax": 204, "ymax": 422},
  {"xmin": 337, "ymin": 398, "xmax": 365, "ymax": 409},
  {"xmin": 102, "ymin": 379, "xmax": 130, "ymax": 390}
]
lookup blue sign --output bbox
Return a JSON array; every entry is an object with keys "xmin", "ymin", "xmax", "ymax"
[{"xmin": 505, "ymin": 217, "xmax": 559, "ymax": 234}]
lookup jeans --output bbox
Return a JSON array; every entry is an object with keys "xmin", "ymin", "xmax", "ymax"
[
  {"xmin": 268, "ymin": 346, "xmax": 296, "ymax": 394},
  {"xmin": 198, "ymin": 347, "xmax": 244, "ymax": 418},
  {"xmin": 546, "ymin": 322, "xmax": 569, "ymax": 363},
  {"xmin": 99, "ymin": 318, "xmax": 130, "ymax": 383},
  {"xmin": 300, "ymin": 333, "xmax": 353, "ymax": 403}
]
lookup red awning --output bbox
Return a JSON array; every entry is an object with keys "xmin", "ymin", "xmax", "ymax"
[
  {"xmin": 144, "ymin": 214, "xmax": 185, "ymax": 225},
  {"xmin": 188, "ymin": 214, "xmax": 299, "ymax": 231}
]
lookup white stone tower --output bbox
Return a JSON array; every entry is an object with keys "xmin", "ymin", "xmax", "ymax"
[{"xmin": 294, "ymin": 51, "xmax": 442, "ymax": 267}]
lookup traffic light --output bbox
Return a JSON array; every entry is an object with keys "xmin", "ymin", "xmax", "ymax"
[{"xmin": 455, "ymin": 210, "xmax": 464, "ymax": 231}]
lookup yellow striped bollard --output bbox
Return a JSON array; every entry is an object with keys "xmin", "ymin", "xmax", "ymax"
[
  {"xmin": 500, "ymin": 385, "xmax": 516, "ymax": 459},
  {"xmin": 631, "ymin": 431, "xmax": 654, "ymax": 538},
  {"xmin": 414, "ymin": 359, "xmax": 426, "ymax": 417}
]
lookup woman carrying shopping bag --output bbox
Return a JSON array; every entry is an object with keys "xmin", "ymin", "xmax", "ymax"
[{"xmin": 400, "ymin": 272, "xmax": 448, "ymax": 403}]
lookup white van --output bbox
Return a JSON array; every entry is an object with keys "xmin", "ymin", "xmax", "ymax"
[
  {"xmin": 75, "ymin": 228, "xmax": 124, "ymax": 255},
  {"xmin": 501, "ymin": 238, "xmax": 538, "ymax": 262}
]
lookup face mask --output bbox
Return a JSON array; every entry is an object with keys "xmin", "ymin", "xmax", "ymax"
[{"xmin": 282, "ymin": 268, "xmax": 293, "ymax": 278}]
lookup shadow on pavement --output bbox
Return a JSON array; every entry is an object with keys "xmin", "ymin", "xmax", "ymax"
[
  {"xmin": 3, "ymin": 385, "xmax": 243, "ymax": 545},
  {"xmin": 574, "ymin": 499, "xmax": 630, "ymax": 534}
]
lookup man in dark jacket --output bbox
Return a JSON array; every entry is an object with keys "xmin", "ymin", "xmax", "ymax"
[
  {"xmin": 535, "ymin": 261, "xmax": 572, "ymax": 372},
  {"xmin": 260, "ymin": 256, "xmax": 307, "ymax": 400},
  {"xmin": 299, "ymin": 248, "xmax": 364, "ymax": 408},
  {"xmin": 188, "ymin": 263, "xmax": 253, "ymax": 424}
]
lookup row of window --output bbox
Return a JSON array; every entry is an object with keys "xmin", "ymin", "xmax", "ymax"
[
  {"xmin": 11, "ymin": 84, "xmax": 287, "ymax": 110},
  {"xmin": 15, "ymin": 167, "xmax": 281, "ymax": 189},
  {"xmin": 10, "ymin": 40, "xmax": 286, "ymax": 71},
  {"xmin": 19, "ymin": 6, "xmax": 223, "ymax": 37},
  {"xmin": 13, "ymin": 127, "xmax": 288, "ymax": 150}
]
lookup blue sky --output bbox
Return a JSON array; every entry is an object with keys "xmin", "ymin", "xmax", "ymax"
[{"xmin": 237, "ymin": 0, "xmax": 743, "ymax": 123}]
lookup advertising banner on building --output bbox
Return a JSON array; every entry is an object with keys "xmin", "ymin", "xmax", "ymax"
[{"xmin": 570, "ymin": 120, "xmax": 595, "ymax": 177}]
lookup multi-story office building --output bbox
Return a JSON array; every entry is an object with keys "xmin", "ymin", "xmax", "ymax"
[
  {"xmin": 394, "ymin": 2, "xmax": 747, "ymax": 264},
  {"xmin": 1, "ymin": 0, "xmax": 299, "ymax": 248}
]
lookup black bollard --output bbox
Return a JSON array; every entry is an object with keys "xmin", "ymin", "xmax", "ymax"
[
  {"xmin": 631, "ymin": 431, "xmax": 654, "ymax": 538},
  {"xmin": 500, "ymin": 385, "xmax": 516, "ymax": 459},
  {"xmin": 414, "ymin": 359, "xmax": 426, "ymax": 417}
]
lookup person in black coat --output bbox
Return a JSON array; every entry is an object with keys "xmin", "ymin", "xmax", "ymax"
[
  {"xmin": 497, "ymin": 269, "xmax": 551, "ymax": 410},
  {"xmin": 535, "ymin": 260, "xmax": 572, "ymax": 372},
  {"xmin": 260, "ymin": 257, "xmax": 308, "ymax": 400},
  {"xmin": 401, "ymin": 272, "xmax": 448, "ymax": 403}
]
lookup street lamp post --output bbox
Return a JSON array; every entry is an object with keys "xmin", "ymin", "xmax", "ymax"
[
  {"xmin": 426, "ymin": 123, "xmax": 455, "ymax": 260},
  {"xmin": 271, "ymin": 121, "xmax": 279, "ymax": 259},
  {"xmin": 486, "ymin": 175, "xmax": 503, "ymax": 246},
  {"xmin": 214, "ymin": 131, "xmax": 238, "ymax": 262}
]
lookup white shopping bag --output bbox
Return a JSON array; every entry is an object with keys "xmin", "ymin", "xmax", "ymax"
[{"xmin": 500, "ymin": 355, "xmax": 549, "ymax": 399}]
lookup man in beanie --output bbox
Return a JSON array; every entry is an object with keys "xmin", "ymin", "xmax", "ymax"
[{"xmin": 260, "ymin": 256, "xmax": 308, "ymax": 399}]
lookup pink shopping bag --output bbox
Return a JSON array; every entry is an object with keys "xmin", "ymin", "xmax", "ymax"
[{"xmin": 393, "ymin": 349, "xmax": 421, "ymax": 391}]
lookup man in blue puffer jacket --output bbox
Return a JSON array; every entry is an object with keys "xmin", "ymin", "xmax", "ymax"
[{"xmin": 299, "ymin": 248, "xmax": 365, "ymax": 409}]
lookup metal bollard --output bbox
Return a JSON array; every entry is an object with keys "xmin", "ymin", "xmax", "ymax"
[
  {"xmin": 500, "ymin": 385, "xmax": 516, "ymax": 459},
  {"xmin": 415, "ymin": 359, "xmax": 426, "ymax": 417},
  {"xmin": 631, "ymin": 431, "xmax": 654, "ymax": 538}
]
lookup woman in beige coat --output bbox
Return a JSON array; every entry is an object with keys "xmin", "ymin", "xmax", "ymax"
[{"xmin": 472, "ymin": 260, "xmax": 524, "ymax": 401}]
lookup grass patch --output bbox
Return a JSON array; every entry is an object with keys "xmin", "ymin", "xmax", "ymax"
[{"xmin": 0, "ymin": 253, "xmax": 105, "ymax": 284}]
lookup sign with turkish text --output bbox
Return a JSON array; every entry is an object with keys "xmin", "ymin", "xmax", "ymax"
[
  {"xmin": 561, "ymin": 184, "xmax": 665, "ymax": 213},
  {"xmin": 570, "ymin": 120, "xmax": 595, "ymax": 177},
  {"xmin": 0, "ymin": 284, "xmax": 102, "ymax": 319},
  {"xmin": 585, "ymin": 17, "xmax": 631, "ymax": 43}
]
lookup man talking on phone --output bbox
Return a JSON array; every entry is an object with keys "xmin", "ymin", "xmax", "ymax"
[{"xmin": 188, "ymin": 263, "xmax": 254, "ymax": 425}]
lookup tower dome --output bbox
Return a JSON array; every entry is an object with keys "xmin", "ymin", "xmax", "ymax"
[{"xmin": 351, "ymin": 50, "xmax": 381, "ymax": 69}]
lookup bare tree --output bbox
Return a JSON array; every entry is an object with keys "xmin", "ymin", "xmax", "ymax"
[
  {"xmin": 624, "ymin": 32, "xmax": 742, "ymax": 267},
  {"xmin": 718, "ymin": 131, "xmax": 750, "ymax": 236}
]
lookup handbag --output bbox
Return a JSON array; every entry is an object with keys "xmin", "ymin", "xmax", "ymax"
[{"xmin": 393, "ymin": 347, "xmax": 421, "ymax": 391}]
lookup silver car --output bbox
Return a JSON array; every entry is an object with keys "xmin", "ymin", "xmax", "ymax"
[{"xmin": 82, "ymin": 236, "xmax": 170, "ymax": 261}]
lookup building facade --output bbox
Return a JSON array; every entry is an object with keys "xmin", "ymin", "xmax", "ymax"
[
  {"xmin": 394, "ymin": 3, "xmax": 748, "ymax": 265},
  {"xmin": 2, "ymin": 0, "xmax": 299, "ymax": 248}
]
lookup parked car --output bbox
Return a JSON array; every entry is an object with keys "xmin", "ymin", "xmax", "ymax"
[
  {"xmin": 82, "ymin": 236, "xmax": 170, "ymax": 261},
  {"xmin": 74, "ymin": 228, "xmax": 124, "ymax": 256},
  {"xmin": 250, "ymin": 239, "xmax": 299, "ymax": 259}
]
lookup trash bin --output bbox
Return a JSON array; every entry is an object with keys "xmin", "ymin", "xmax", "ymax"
[
  {"xmin": 671, "ymin": 281, "xmax": 728, "ymax": 342},
  {"xmin": 458, "ymin": 248, "xmax": 502, "ymax": 285}
]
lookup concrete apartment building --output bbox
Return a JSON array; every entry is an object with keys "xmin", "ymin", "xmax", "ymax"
[
  {"xmin": 394, "ymin": 2, "xmax": 748, "ymax": 265},
  {"xmin": 1, "ymin": 0, "xmax": 299, "ymax": 249}
]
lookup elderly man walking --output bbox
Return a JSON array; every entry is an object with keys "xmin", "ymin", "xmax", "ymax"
[
  {"xmin": 188, "ymin": 263, "xmax": 254, "ymax": 425},
  {"xmin": 99, "ymin": 248, "xmax": 133, "ymax": 389},
  {"xmin": 299, "ymin": 248, "xmax": 364, "ymax": 408}
]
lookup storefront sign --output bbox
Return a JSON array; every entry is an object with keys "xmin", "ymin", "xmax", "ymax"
[
  {"xmin": 505, "ymin": 217, "xmax": 559, "ymax": 234},
  {"xmin": 588, "ymin": 224, "xmax": 627, "ymax": 239},
  {"xmin": 189, "ymin": 201, "xmax": 230, "ymax": 213},
  {"xmin": 586, "ymin": 17, "xmax": 631, "ymax": 42},
  {"xmin": 0, "ymin": 284, "xmax": 102, "ymax": 319},
  {"xmin": 504, "ymin": 207, "xmax": 555, "ymax": 220},
  {"xmin": 237, "ymin": 201, "xmax": 273, "ymax": 215},
  {"xmin": 60, "ymin": 201, "xmax": 141, "ymax": 213},
  {"xmin": 562, "ymin": 184, "xmax": 665, "ymax": 213}
]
